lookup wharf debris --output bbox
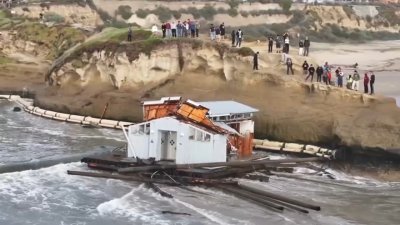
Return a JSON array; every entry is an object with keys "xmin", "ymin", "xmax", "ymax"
[{"xmin": 69, "ymin": 156, "xmax": 326, "ymax": 214}]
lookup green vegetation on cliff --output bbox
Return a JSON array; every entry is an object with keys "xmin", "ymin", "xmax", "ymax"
[{"xmin": 15, "ymin": 23, "xmax": 86, "ymax": 59}]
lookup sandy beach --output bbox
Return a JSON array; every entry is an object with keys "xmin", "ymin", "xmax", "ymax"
[{"xmin": 311, "ymin": 40, "xmax": 400, "ymax": 105}]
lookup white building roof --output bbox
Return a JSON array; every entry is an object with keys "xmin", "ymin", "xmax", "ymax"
[
  {"xmin": 197, "ymin": 101, "xmax": 259, "ymax": 117},
  {"xmin": 143, "ymin": 96, "xmax": 181, "ymax": 106}
]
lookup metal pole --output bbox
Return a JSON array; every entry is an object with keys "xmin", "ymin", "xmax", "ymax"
[{"xmin": 121, "ymin": 124, "xmax": 137, "ymax": 158}]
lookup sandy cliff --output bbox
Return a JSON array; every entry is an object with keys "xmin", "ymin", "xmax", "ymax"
[{"xmin": 33, "ymin": 34, "xmax": 400, "ymax": 158}]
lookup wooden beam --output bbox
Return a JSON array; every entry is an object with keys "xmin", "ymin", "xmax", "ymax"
[{"xmin": 118, "ymin": 157, "xmax": 326, "ymax": 173}]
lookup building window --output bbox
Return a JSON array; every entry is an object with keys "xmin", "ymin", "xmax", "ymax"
[
  {"xmin": 204, "ymin": 134, "xmax": 211, "ymax": 142},
  {"xmin": 189, "ymin": 126, "xmax": 211, "ymax": 142},
  {"xmin": 189, "ymin": 127, "xmax": 195, "ymax": 140},
  {"xmin": 139, "ymin": 123, "xmax": 151, "ymax": 135}
]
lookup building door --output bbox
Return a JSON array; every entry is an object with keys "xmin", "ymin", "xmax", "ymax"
[{"xmin": 160, "ymin": 131, "xmax": 177, "ymax": 161}]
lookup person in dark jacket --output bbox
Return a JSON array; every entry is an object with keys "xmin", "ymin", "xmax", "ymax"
[
  {"xmin": 253, "ymin": 52, "xmax": 259, "ymax": 70},
  {"xmin": 305, "ymin": 64, "xmax": 315, "ymax": 82},
  {"xmin": 276, "ymin": 35, "xmax": 282, "ymax": 53},
  {"xmin": 231, "ymin": 30, "xmax": 236, "ymax": 47},
  {"xmin": 236, "ymin": 29, "xmax": 243, "ymax": 47},
  {"xmin": 220, "ymin": 22, "xmax": 225, "ymax": 40},
  {"xmin": 302, "ymin": 60, "xmax": 309, "ymax": 75},
  {"xmin": 370, "ymin": 72, "xmax": 375, "ymax": 95},
  {"xmin": 304, "ymin": 36, "xmax": 310, "ymax": 56},
  {"xmin": 127, "ymin": 26, "xmax": 132, "ymax": 42},
  {"xmin": 364, "ymin": 73, "xmax": 370, "ymax": 94},
  {"xmin": 316, "ymin": 66, "xmax": 323, "ymax": 82},
  {"xmin": 161, "ymin": 23, "xmax": 166, "ymax": 38},
  {"xmin": 268, "ymin": 37, "xmax": 273, "ymax": 53}
]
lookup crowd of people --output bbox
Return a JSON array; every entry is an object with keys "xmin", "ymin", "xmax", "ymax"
[
  {"xmin": 158, "ymin": 20, "xmax": 201, "ymax": 38},
  {"xmin": 301, "ymin": 61, "xmax": 376, "ymax": 95},
  {"xmin": 130, "ymin": 23, "xmax": 375, "ymax": 94}
]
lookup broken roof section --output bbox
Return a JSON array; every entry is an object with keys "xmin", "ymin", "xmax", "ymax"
[
  {"xmin": 142, "ymin": 96, "xmax": 182, "ymax": 121},
  {"xmin": 142, "ymin": 97, "xmax": 243, "ymax": 135},
  {"xmin": 197, "ymin": 101, "xmax": 259, "ymax": 117}
]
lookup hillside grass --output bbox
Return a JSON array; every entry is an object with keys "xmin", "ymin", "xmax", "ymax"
[{"xmin": 14, "ymin": 22, "xmax": 86, "ymax": 59}]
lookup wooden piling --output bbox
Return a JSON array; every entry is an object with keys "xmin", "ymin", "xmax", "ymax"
[
  {"xmin": 118, "ymin": 157, "xmax": 325, "ymax": 173},
  {"xmin": 217, "ymin": 185, "xmax": 284, "ymax": 212},
  {"xmin": 237, "ymin": 183, "xmax": 321, "ymax": 211}
]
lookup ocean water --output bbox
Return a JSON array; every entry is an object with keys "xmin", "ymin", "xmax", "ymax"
[{"xmin": 1, "ymin": 100, "xmax": 400, "ymax": 225}]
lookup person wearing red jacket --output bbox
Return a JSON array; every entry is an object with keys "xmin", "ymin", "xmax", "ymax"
[{"xmin": 364, "ymin": 73, "xmax": 370, "ymax": 94}]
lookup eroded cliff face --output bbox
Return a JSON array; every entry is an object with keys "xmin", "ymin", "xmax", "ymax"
[
  {"xmin": 13, "ymin": 5, "xmax": 102, "ymax": 28},
  {"xmin": 48, "ymin": 43, "xmax": 254, "ymax": 89},
  {"xmin": 0, "ymin": 31, "xmax": 50, "ymax": 59},
  {"xmin": 36, "ymin": 43, "xmax": 400, "ymax": 157}
]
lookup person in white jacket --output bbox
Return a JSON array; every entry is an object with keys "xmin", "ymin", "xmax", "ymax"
[
  {"xmin": 151, "ymin": 24, "xmax": 158, "ymax": 35},
  {"xmin": 171, "ymin": 22, "xmax": 177, "ymax": 37},
  {"xmin": 352, "ymin": 70, "xmax": 361, "ymax": 91}
]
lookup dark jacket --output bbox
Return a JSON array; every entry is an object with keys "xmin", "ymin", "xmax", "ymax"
[
  {"xmin": 220, "ymin": 24, "xmax": 225, "ymax": 35},
  {"xmin": 308, "ymin": 66, "xmax": 315, "ymax": 74},
  {"xmin": 304, "ymin": 39, "xmax": 310, "ymax": 47},
  {"xmin": 299, "ymin": 41, "xmax": 304, "ymax": 48},
  {"xmin": 316, "ymin": 66, "xmax": 324, "ymax": 75},
  {"xmin": 302, "ymin": 62, "xmax": 309, "ymax": 71},
  {"xmin": 370, "ymin": 74, "xmax": 375, "ymax": 83},
  {"xmin": 253, "ymin": 53, "xmax": 258, "ymax": 63}
]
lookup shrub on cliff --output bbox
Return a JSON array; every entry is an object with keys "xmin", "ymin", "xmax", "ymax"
[
  {"xmin": 227, "ymin": 0, "xmax": 240, "ymax": 9},
  {"xmin": 240, "ymin": 11, "xmax": 249, "ymax": 17},
  {"xmin": 135, "ymin": 9, "xmax": 149, "ymax": 19},
  {"xmin": 227, "ymin": 8, "xmax": 238, "ymax": 17},
  {"xmin": 153, "ymin": 6, "xmax": 172, "ymax": 22},
  {"xmin": 279, "ymin": 0, "xmax": 292, "ymax": 12},
  {"xmin": 199, "ymin": 5, "xmax": 217, "ymax": 20},
  {"xmin": 117, "ymin": 5, "xmax": 133, "ymax": 20},
  {"xmin": 232, "ymin": 47, "xmax": 254, "ymax": 57},
  {"xmin": 44, "ymin": 12, "xmax": 65, "ymax": 23}
]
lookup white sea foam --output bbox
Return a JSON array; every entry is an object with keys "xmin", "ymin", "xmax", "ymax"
[
  {"xmin": 96, "ymin": 185, "xmax": 171, "ymax": 225},
  {"xmin": 174, "ymin": 199, "xmax": 231, "ymax": 225}
]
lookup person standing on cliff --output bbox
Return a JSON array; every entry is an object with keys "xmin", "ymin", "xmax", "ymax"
[
  {"xmin": 253, "ymin": 52, "xmax": 259, "ymax": 70},
  {"xmin": 276, "ymin": 35, "xmax": 281, "ymax": 53},
  {"xmin": 352, "ymin": 70, "xmax": 360, "ymax": 91},
  {"xmin": 286, "ymin": 57, "xmax": 294, "ymax": 75},
  {"xmin": 215, "ymin": 26, "xmax": 221, "ymax": 42},
  {"xmin": 302, "ymin": 60, "xmax": 309, "ymax": 75},
  {"xmin": 316, "ymin": 65, "xmax": 323, "ymax": 82},
  {"xmin": 210, "ymin": 24, "xmax": 216, "ymax": 41},
  {"xmin": 161, "ymin": 23, "xmax": 166, "ymax": 38},
  {"xmin": 171, "ymin": 21, "xmax": 177, "ymax": 38},
  {"xmin": 166, "ymin": 22, "xmax": 172, "ymax": 38},
  {"xmin": 298, "ymin": 39, "xmax": 304, "ymax": 56},
  {"xmin": 364, "ymin": 73, "xmax": 370, "ymax": 94},
  {"xmin": 236, "ymin": 29, "xmax": 243, "ymax": 47},
  {"xmin": 284, "ymin": 36, "xmax": 290, "ymax": 54},
  {"xmin": 231, "ymin": 30, "xmax": 236, "ymax": 47},
  {"xmin": 190, "ymin": 20, "xmax": 196, "ymax": 38},
  {"xmin": 176, "ymin": 21, "xmax": 182, "ymax": 37},
  {"xmin": 305, "ymin": 64, "xmax": 315, "ymax": 82},
  {"xmin": 268, "ymin": 37, "xmax": 273, "ymax": 53},
  {"xmin": 304, "ymin": 37, "xmax": 310, "ymax": 56},
  {"xmin": 220, "ymin": 22, "xmax": 225, "ymax": 40},
  {"xmin": 338, "ymin": 71, "xmax": 344, "ymax": 87},
  {"xmin": 370, "ymin": 71, "xmax": 375, "ymax": 95},
  {"xmin": 127, "ymin": 26, "xmax": 132, "ymax": 42},
  {"xmin": 195, "ymin": 21, "xmax": 200, "ymax": 38}
]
